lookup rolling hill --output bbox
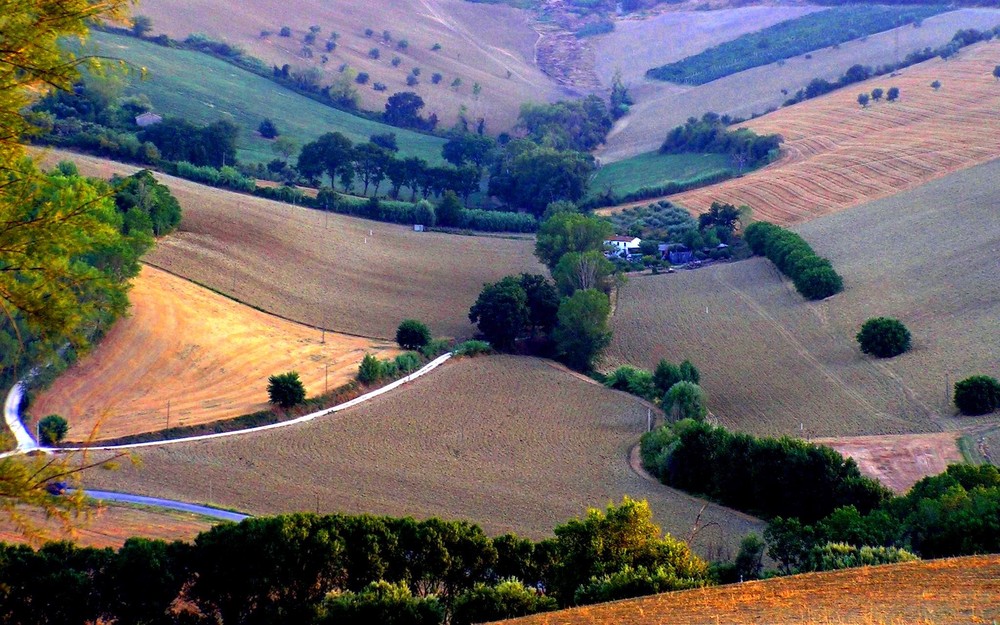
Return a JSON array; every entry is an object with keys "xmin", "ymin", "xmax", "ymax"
[
  {"xmin": 127, "ymin": 0, "xmax": 571, "ymax": 132},
  {"xmin": 499, "ymin": 555, "xmax": 1000, "ymax": 625},
  {"xmin": 38, "ymin": 149, "xmax": 545, "ymax": 340},
  {"xmin": 29, "ymin": 265, "xmax": 397, "ymax": 441},
  {"xmin": 606, "ymin": 158, "xmax": 1000, "ymax": 442},
  {"xmin": 597, "ymin": 9, "xmax": 1000, "ymax": 162},
  {"xmin": 83, "ymin": 355, "xmax": 762, "ymax": 550}
]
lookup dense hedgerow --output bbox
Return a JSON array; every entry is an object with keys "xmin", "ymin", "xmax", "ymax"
[{"xmin": 744, "ymin": 221, "xmax": 843, "ymax": 300}]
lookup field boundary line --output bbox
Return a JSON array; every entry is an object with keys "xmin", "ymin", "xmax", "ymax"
[{"xmin": 1, "ymin": 353, "xmax": 452, "ymax": 456}]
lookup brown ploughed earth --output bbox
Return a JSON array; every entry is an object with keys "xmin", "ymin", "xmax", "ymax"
[
  {"xmin": 83, "ymin": 355, "xmax": 762, "ymax": 553},
  {"xmin": 29, "ymin": 265, "xmax": 397, "ymax": 441},
  {"xmin": 816, "ymin": 432, "xmax": 962, "ymax": 493}
]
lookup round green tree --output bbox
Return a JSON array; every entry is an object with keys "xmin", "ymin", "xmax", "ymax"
[
  {"xmin": 954, "ymin": 375, "xmax": 1000, "ymax": 416},
  {"xmin": 663, "ymin": 381, "xmax": 707, "ymax": 422},
  {"xmin": 38, "ymin": 414, "xmax": 68, "ymax": 445},
  {"xmin": 468, "ymin": 276, "xmax": 529, "ymax": 351},
  {"xmin": 267, "ymin": 371, "xmax": 306, "ymax": 408},
  {"xmin": 856, "ymin": 317, "xmax": 911, "ymax": 358},
  {"xmin": 396, "ymin": 319, "xmax": 431, "ymax": 350}
]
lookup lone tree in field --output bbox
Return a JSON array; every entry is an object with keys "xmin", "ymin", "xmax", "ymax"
[
  {"xmin": 257, "ymin": 118, "xmax": 278, "ymax": 139},
  {"xmin": 953, "ymin": 375, "xmax": 1000, "ymax": 416},
  {"xmin": 930, "ymin": 80, "xmax": 941, "ymax": 91},
  {"xmin": 994, "ymin": 65, "xmax": 1000, "ymax": 81},
  {"xmin": 856, "ymin": 317, "xmax": 911, "ymax": 358},
  {"xmin": 38, "ymin": 415, "xmax": 69, "ymax": 445},
  {"xmin": 267, "ymin": 371, "xmax": 306, "ymax": 408},
  {"xmin": 886, "ymin": 87, "xmax": 900, "ymax": 102},
  {"xmin": 131, "ymin": 15, "xmax": 152, "ymax": 38},
  {"xmin": 396, "ymin": 319, "xmax": 431, "ymax": 350},
  {"xmin": 857, "ymin": 93, "xmax": 870, "ymax": 108},
  {"xmin": 871, "ymin": 87, "xmax": 884, "ymax": 102}
]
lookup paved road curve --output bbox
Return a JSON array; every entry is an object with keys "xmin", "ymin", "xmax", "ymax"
[
  {"xmin": 81, "ymin": 490, "xmax": 250, "ymax": 523},
  {"xmin": 3, "ymin": 383, "xmax": 38, "ymax": 453}
]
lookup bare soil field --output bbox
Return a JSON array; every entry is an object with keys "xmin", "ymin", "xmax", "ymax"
[
  {"xmin": 815, "ymin": 433, "xmax": 962, "ymax": 494},
  {"xmin": 131, "ymin": 0, "xmax": 572, "ymax": 132},
  {"xmin": 607, "ymin": 159, "xmax": 1000, "ymax": 439},
  {"xmin": 39, "ymin": 149, "xmax": 544, "ymax": 340},
  {"xmin": 500, "ymin": 555, "xmax": 1000, "ymax": 625},
  {"xmin": 0, "ymin": 504, "xmax": 215, "ymax": 548},
  {"xmin": 83, "ymin": 356, "xmax": 762, "ymax": 552},
  {"xmin": 29, "ymin": 265, "xmax": 395, "ymax": 441},
  {"xmin": 598, "ymin": 9, "xmax": 1000, "ymax": 162},
  {"xmin": 663, "ymin": 40, "xmax": 1000, "ymax": 224}
]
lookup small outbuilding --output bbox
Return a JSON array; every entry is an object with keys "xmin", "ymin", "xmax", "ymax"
[{"xmin": 135, "ymin": 112, "xmax": 163, "ymax": 127}]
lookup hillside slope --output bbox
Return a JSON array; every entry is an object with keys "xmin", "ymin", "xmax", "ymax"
[
  {"xmin": 39, "ymin": 149, "xmax": 544, "ymax": 340},
  {"xmin": 84, "ymin": 356, "xmax": 762, "ymax": 548},
  {"xmin": 606, "ymin": 158, "xmax": 1000, "ymax": 439},
  {"xmin": 130, "ymin": 0, "xmax": 570, "ymax": 131},
  {"xmin": 665, "ymin": 39, "xmax": 1000, "ymax": 224},
  {"xmin": 30, "ymin": 265, "xmax": 397, "ymax": 441},
  {"xmin": 598, "ymin": 9, "xmax": 1000, "ymax": 162},
  {"xmin": 500, "ymin": 555, "xmax": 1000, "ymax": 625}
]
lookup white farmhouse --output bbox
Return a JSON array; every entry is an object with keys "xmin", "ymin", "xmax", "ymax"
[{"xmin": 604, "ymin": 235, "xmax": 642, "ymax": 257}]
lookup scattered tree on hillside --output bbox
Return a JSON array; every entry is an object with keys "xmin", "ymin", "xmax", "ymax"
[
  {"xmin": 857, "ymin": 93, "xmax": 870, "ymax": 108},
  {"xmin": 609, "ymin": 68, "xmax": 634, "ymax": 120},
  {"xmin": 131, "ymin": 15, "xmax": 153, "ymax": 38},
  {"xmin": 38, "ymin": 415, "xmax": 69, "ymax": 446},
  {"xmin": 297, "ymin": 132, "xmax": 354, "ymax": 189},
  {"xmin": 953, "ymin": 375, "xmax": 1000, "ymax": 416},
  {"xmin": 930, "ymin": 80, "xmax": 941, "ymax": 90},
  {"xmin": 469, "ymin": 277, "xmax": 530, "ymax": 351},
  {"xmin": 267, "ymin": 371, "xmax": 306, "ymax": 408},
  {"xmin": 280, "ymin": 26, "xmax": 292, "ymax": 37},
  {"xmin": 396, "ymin": 320, "xmax": 432, "ymax": 350},
  {"xmin": 553, "ymin": 289, "xmax": 611, "ymax": 372},
  {"xmin": 258, "ymin": 118, "xmax": 279, "ymax": 139},
  {"xmin": 871, "ymin": 87, "xmax": 884, "ymax": 102},
  {"xmin": 856, "ymin": 317, "xmax": 911, "ymax": 358},
  {"xmin": 886, "ymin": 86, "xmax": 900, "ymax": 102},
  {"xmin": 384, "ymin": 92, "xmax": 435, "ymax": 130},
  {"xmin": 994, "ymin": 65, "xmax": 1000, "ymax": 81},
  {"xmin": 272, "ymin": 136, "xmax": 298, "ymax": 162},
  {"xmin": 663, "ymin": 381, "xmax": 707, "ymax": 422},
  {"xmin": 368, "ymin": 48, "xmax": 381, "ymax": 60}
]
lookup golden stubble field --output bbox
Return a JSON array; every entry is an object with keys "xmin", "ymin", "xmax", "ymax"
[
  {"xmin": 500, "ymin": 555, "xmax": 1000, "ymax": 625},
  {"xmin": 130, "ymin": 0, "xmax": 568, "ymax": 131},
  {"xmin": 30, "ymin": 265, "xmax": 396, "ymax": 441},
  {"xmin": 39, "ymin": 149, "xmax": 544, "ymax": 340},
  {"xmin": 83, "ymin": 356, "xmax": 762, "ymax": 551},
  {"xmin": 662, "ymin": 40, "xmax": 1000, "ymax": 224},
  {"xmin": 0, "ymin": 504, "xmax": 217, "ymax": 549},
  {"xmin": 607, "ymin": 159, "xmax": 1000, "ymax": 445},
  {"xmin": 597, "ymin": 9, "xmax": 1000, "ymax": 162}
]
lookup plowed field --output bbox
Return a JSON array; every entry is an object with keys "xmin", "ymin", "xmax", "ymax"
[
  {"xmin": 664, "ymin": 41, "xmax": 1000, "ymax": 225},
  {"xmin": 83, "ymin": 356, "xmax": 762, "ymax": 551},
  {"xmin": 607, "ymin": 159, "xmax": 1000, "ymax": 439},
  {"xmin": 38, "ymin": 149, "xmax": 544, "ymax": 340},
  {"xmin": 30, "ymin": 265, "xmax": 396, "ymax": 441},
  {"xmin": 500, "ymin": 555, "xmax": 1000, "ymax": 625}
]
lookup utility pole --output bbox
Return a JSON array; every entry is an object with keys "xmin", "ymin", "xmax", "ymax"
[
  {"xmin": 166, "ymin": 400, "xmax": 171, "ymax": 430},
  {"xmin": 324, "ymin": 363, "xmax": 329, "ymax": 395}
]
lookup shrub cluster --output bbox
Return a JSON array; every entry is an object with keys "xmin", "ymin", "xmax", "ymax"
[
  {"xmin": 640, "ymin": 420, "xmax": 892, "ymax": 522},
  {"xmin": 660, "ymin": 113, "xmax": 782, "ymax": 168},
  {"xmin": 604, "ymin": 358, "xmax": 701, "ymax": 408},
  {"xmin": 744, "ymin": 221, "xmax": 843, "ymax": 300},
  {"xmin": 357, "ymin": 351, "xmax": 425, "ymax": 384}
]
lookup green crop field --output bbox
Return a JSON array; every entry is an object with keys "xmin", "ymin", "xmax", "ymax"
[
  {"xmin": 589, "ymin": 152, "xmax": 733, "ymax": 201},
  {"xmin": 646, "ymin": 5, "xmax": 948, "ymax": 85},
  {"xmin": 88, "ymin": 31, "xmax": 446, "ymax": 164}
]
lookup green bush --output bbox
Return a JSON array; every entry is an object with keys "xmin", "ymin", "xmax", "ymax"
[
  {"xmin": 357, "ymin": 354, "xmax": 384, "ymax": 384},
  {"xmin": 605, "ymin": 366, "xmax": 657, "ymax": 402},
  {"xmin": 805, "ymin": 543, "xmax": 918, "ymax": 572},
  {"xmin": 316, "ymin": 581, "xmax": 443, "ymax": 625},
  {"xmin": 38, "ymin": 414, "xmax": 69, "ymax": 445},
  {"xmin": 267, "ymin": 371, "xmax": 306, "ymax": 408},
  {"xmin": 574, "ymin": 565, "xmax": 704, "ymax": 605},
  {"xmin": 420, "ymin": 338, "xmax": 452, "ymax": 359},
  {"xmin": 953, "ymin": 375, "xmax": 1000, "ymax": 416},
  {"xmin": 452, "ymin": 579, "xmax": 557, "ymax": 625},
  {"xmin": 453, "ymin": 340, "xmax": 492, "ymax": 357},
  {"xmin": 662, "ymin": 381, "xmax": 707, "ymax": 422},
  {"xmin": 393, "ymin": 352, "xmax": 423, "ymax": 374},
  {"xmin": 396, "ymin": 319, "xmax": 432, "ymax": 350},
  {"xmin": 856, "ymin": 317, "xmax": 911, "ymax": 358}
]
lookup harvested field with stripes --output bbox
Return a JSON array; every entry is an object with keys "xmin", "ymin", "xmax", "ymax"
[
  {"xmin": 29, "ymin": 265, "xmax": 396, "ymax": 441},
  {"xmin": 500, "ymin": 555, "xmax": 1000, "ymax": 625},
  {"xmin": 663, "ymin": 41, "xmax": 1000, "ymax": 225}
]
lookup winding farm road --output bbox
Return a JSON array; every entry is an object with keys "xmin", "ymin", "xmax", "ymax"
[
  {"xmin": 3, "ymin": 382, "xmax": 38, "ymax": 453},
  {"xmin": 80, "ymin": 490, "xmax": 249, "ymax": 522}
]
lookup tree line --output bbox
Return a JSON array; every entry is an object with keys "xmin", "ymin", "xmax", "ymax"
[
  {"xmin": 0, "ymin": 498, "xmax": 711, "ymax": 625},
  {"xmin": 660, "ymin": 113, "xmax": 782, "ymax": 171},
  {"xmin": 744, "ymin": 221, "xmax": 843, "ymax": 300}
]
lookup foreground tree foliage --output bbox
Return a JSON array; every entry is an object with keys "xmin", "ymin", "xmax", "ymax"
[{"xmin": 0, "ymin": 500, "xmax": 709, "ymax": 623}]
